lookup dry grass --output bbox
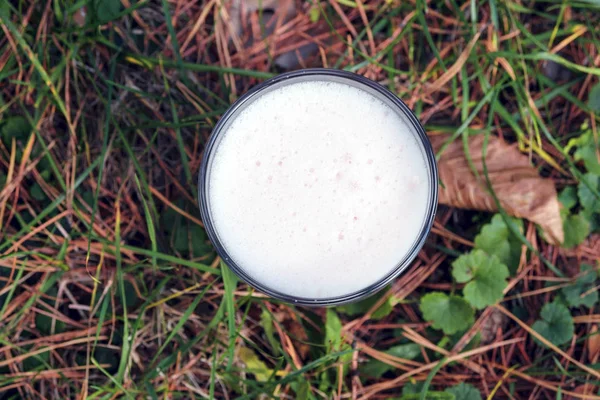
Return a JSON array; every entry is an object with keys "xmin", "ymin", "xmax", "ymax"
[{"xmin": 1, "ymin": 0, "xmax": 600, "ymax": 398}]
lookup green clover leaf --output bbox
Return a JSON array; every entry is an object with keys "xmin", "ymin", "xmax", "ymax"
[
  {"xmin": 531, "ymin": 301, "xmax": 574, "ymax": 346},
  {"xmin": 588, "ymin": 82, "xmax": 600, "ymax": 114},
  {"xmin": 337, "ymin": 290, "xmax": 393, "ymax": 320},
  {"xmin": 361, "ymin": 343, "xmax": 421, "ymax": 378},
  {"xmin": 558, "ymin": 186, "xmax": 578, "ymax": 210},
  {"xmin": 325, "ymin": 309, "xmax": 343, "ymax": 352},
  {"xmin": 561, "ymin": 264, "xmax": 598, "ymax": 308},
  {"xmin": 1, "ymin": 115, "xmax": 31, "ymax": 147},
  {"xmin": 562, "ymin": 212, "xmax": 590, "ymax": 249},
  {"xmin": 452, "ymin": 250, "xmax": 509, "ymax": 309},
  {"xmin": 419, "ymin": 292, "xmax": 474, "ymax": 335},
  {"xmin": 566, "ymin": 129, "xmax": 600, "ymax": 175},
  {"xmin": 578, "ymin": 173, "xmax": 600, "ymax": 214},
  {"xmin": 445, "ymin": 383, "xmax": 483, "ymax": 400},
  {"xmin": 474, "ymin": 214, "xmax": 523, "ymax": 273},
  {"xmin": 92, "ymin": 0, "xmax": 123, "ymax": 24}
]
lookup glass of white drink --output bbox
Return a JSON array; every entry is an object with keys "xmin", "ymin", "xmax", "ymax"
[{"xmin": 198, "ymin": 69, "xmax": 438, "ymax": 306}]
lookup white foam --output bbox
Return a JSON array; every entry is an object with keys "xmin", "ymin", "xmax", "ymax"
[{"xmin": 208, "ymin": 80, "xmax": 431, "ymax": 299}]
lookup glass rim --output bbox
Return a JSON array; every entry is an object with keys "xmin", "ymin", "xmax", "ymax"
[{"xmin": 198, "ymin": 68, "xmax": 438, "ymax": 307}]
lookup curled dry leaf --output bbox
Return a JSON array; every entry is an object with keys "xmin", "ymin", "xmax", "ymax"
[
  {"xmin": 284, "ymin": 314, "xmax": 310, "ymax": 359},
  {"xmin": 479, "ymin": 308, "xmax": 508, "ymax": 345},
  {"xmin": 588, "ymin": 324, "xmax": 600, "ymax": 363},
  {"xmin": 73, "ymin": 6, "xmax": 87, "ymax": 27},
  {"xmin": 271, "ymin": 309, "xmax": 310, "ymax": 359},
  {"xmin": 432, "ymin": 134, "xmax": 564, "ymax": 245}
]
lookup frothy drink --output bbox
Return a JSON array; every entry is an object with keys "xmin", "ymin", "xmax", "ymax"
[{"xmin": 200, "ymin": 71, "xmax": 436, "ymax": 303}]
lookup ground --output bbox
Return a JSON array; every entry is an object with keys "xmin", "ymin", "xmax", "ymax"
[{"xmin": 1, "ymin": 0, "xmax": 600, "ymax": 399}]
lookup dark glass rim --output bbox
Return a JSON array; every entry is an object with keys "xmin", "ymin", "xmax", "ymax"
[{"xmin": 198, "ymin": 68, "xmax": 438, "ymax": 307}]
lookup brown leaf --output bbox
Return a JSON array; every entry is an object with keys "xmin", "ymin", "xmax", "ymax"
[
  {"xmin": 72, "ymin": 6, "xmax": 87, "ymax": 27},
  {"xmin": 283, "ymin": 314, "xmax": 310, "ymax": 360},
  {"xmin": 588, "ymin": 324, "xmax": 600, "ymax": 363},
  {"xmin": 433, "ymin": 134, "xmax": 564, "ymax": 244},
  {"xmin": 479, "ymin": 308, "xmax": 508, "ymax": 345}
]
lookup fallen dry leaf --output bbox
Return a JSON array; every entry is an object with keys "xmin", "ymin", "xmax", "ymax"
[
  {"xmin": 283, "ymin": 313, "xmax": 310, "ymax": 360},
  {"xmin": 479, "ymin": 308, "xmax": 508, "ymax": 345},
  {"xmin": 432, "ymin": 134, "xmax": 564, "ymax": 245},
  {"xmin": 588, "ymin": 325, "xmax": 600, "ymax": 363},
  {"xmin": 73, "ymin": 6, "xmax": 87, "ymax": 27}
]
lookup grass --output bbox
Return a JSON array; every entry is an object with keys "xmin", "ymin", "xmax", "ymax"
[{"xmin": 1, "ymin": 0, "xmax": 600, "ymax": 399}]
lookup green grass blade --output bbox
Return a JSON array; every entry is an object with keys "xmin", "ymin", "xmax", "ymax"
[{"xmin": 222, "ymin": 261, "xmax": 239, "ymax": 371}]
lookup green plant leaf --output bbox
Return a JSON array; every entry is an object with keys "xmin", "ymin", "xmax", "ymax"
[
  {"xmin": 325, "ymin": 309, "xmax": 343, "ymax": 352},
  {"xmin": 122, "ymin": 280, "xmax": 140, "ymax": 309},
  {"xmin": 318, "ymin": 370, "xmax": 329, "ymax": 393},
  {"xmin": 260, "ymin": 309, "xmax": 280, "ymax": 356},
  {"xmin": 558, "ymin": 186, "xmax": 578, "ymax": 210},
  {"xmin": 324, "ymin": 309, "xmax": 353, "ymax": 380},
  {"xmin": 444, "ymin": 383, "xmax": 482, "ymax": 400},
  {"xmin": 576, "ymin": 144, "xmax": 600, "ymax": 175},
  {"xmin": 474, "ymin": 214, "xmax": 523, "ymax": 273},
  {"xmin": 398, "ymin": 382, "xmax": 454, "ymax": 399},
  {"xmin": 23, "ymin": 346, "xmax": 50, "ymax": 371},
  {"xmin": 387, "ymin": 343, "xmax": 422, "ymax": 359},
  {"xmin": 578, "ymin": 173, "xmax": 600, "ymax": 214},
  {"xmin": 588, "ymin": 82, "xmax": 600, "ymax": 113},
  {"xmin": 309, "ymin": 6, "xmax": 320, "ymax": 22},
  {"xmin": 419, "ymin": 292, "xmax": 474, "ymax": 335},
  {"xmin": 585, "ymin": 211, "xmax": 600, "ymax": 233},
  {"xmin": 190, "ymin": 223, "xmax": 212, "ymax": 257},
  {"xmin": 172, "ymin": 224, "xmax": 189, "ymax": 253},
  {"xmin": 561, "ymin": 264, "xmax": 598, "ymax": 308},
  {"xmin": 532, "ymin": 301, "xmax": 574, "ymax": 346},
  {"xmin": 399, "ymin": 394, "xmax": 454, "ymax": 400},
  {"xmin": 361, "ymin": 343, "xmax": 421, "ymax": 378},
  {"xmin": 566, "ymin": 129, "xmax": 600, "ymax": 175},
  {"xmin": 452, "ymin": 250, "xmax": 509, "ymax": 309},
  {"xmin": 35, "ymin": 286, "xmax": 65, "ymax": 335},
  {"xmin": 1, "ymin": 115, "xmax": 31, "ymax": 146},
  {"xmin": 562, "ymin": 212, "xmax": 590, "ymax": 249},
  {"xmin": 22, "ymin": 350, "xmax": 50, "ymax": 372},
  {"xmin": 30, "ymin": 183, "xmax": 46, "ymax": 201},
  {"xmin": 238, "ymin": 346, "xmax": 276, "ymax": 382},
  {"xmin": 94, "ymin": 347, "xmax": 120, "ymax": 371},
  {"xmin": 35, "ymin": 313, "xmax": 65, "ymax": 335},
  {"xmin": 291, "ymin": 379, "xmax": 313, "ymax": 400},
  {"xmin": 80, "ymin": 189, "xmax": 94, "ymax": 207},
  {"xmin": 53, "ymin": 0, "xmax": 63, "ymax": 22},
  {"xmin": 92, "ymin": 0, "xmax": 123, "ymax": 24},
  {"xmin": 0, "ymin": 1, "xmax": 10, "ymax": 18},
  {"xmin": 401, "ymin": 382, "xmax": 423, "ymax": 394},
  {"xmin": 337, "ymin": 290, "xmax": 393, "ymax": 320}
]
